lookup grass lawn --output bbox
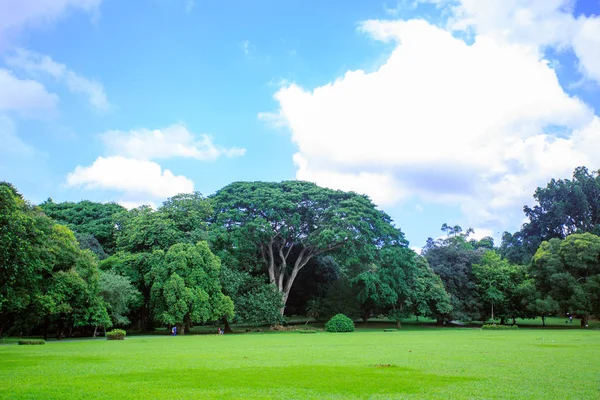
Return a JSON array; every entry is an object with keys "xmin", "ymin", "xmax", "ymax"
[{"xmin": 1, "ymin": 328, "xmax": 599, "ymax": 399}]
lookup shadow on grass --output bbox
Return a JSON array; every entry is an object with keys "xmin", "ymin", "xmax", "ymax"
[{"xmin": 80, "ymin": 364, "xmax": 475, "ymax": 397}]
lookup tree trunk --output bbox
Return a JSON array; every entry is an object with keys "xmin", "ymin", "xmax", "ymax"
[
  {"xmin": 43, "ymin": 316, "xmax": 49, "ymax": 341},
  {"xmin": 223, "ymin": 317, "xmax": 233, "ymax": 334},
  {"xmin": 396, "ymin": 319, "xmax": 402, "ymax": 329},
  {"xmin": 279, "ymin": 252, "xmax": 310, "ymax": 316},
  {"xmin": 581, "ymin": 315, "xmax": 589, "ymax": 327},
  {"xmin": 542, "ymin": 315, "xmax": 546, "ymax": 327},
  {"xmin": 500, "ymin": 317, "xmax": 506, "ymax": 325}
]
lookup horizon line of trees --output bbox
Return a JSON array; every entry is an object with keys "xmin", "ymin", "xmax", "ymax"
[{"xmin": 2, "ymin": 166, "xmax": 600, "ymax": 337}]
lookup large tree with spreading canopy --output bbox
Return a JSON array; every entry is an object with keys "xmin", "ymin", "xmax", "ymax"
[{"xmin": 210, "ymin": 181, "xmax": 407, "ymax": 314}]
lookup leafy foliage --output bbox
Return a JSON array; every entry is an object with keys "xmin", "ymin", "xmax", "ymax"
[
  {"xmin": 1, "ymin": 183, "xmax": 109, "ymax": 338},
  {"xmin": 481, "ymin": 324, "xmax": 518, "ymax": 330},
  {"xmin": 39, "ymin": 199, "xmax": 125, "ymax": 255},
  {"xmin": 211, "ymin": 181, "xmax": 407, "ymax": 314},
  {"xmin": 531, "ymin": 233, "xmax": 600, "ymax": 325},
  {"xmin": 18, "ymin": 339, "xmax": 46, "ymax": 345},
  {"xmin": 325, "ymin": 313, "xmax": 355, "ymax": 332},
  {"xmin": 149, "ymin": 242, "xmax": 234, "ymax": 332},
  {"xmin": 221, "ymin": 267, "xmax": 283, "ymax": 326},
  {"xmin": 98, "ymin": 271, "xmax": 141, "ymax": 326},
  {"xmin": 106, "ymin": 329, "xmax": 126, "ymax": 340},
  {"xmin": 501, "ymin": 167, "xmax": 600, "ymax": 264},
  {"xmin": 423, "ymin": 225, "xmax": 484, "ymax": 321},
  {"xmin": 472, "ymin": 250, "xmax": 528, "ymax": 322}
]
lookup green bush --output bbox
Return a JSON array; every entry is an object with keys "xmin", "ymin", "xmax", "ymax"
[
  {"xmin": 18, "ymin": 339, "xmax": 45, "ymax": 345},
  {"xmin": 383, "ymin": 328, "xmax": 398, "ymax": 332},
  {"xmin": 481, "ymin": 324, "xmax": 518, "ymax": 330},
  {"xmin": 297, "ymin": 330, "xmax": 317, "ymax": 334},
  {"xmin": 106, "ymin": 329, "xmax": 127, "ymax": 340},
  {"xmin": 325, "ymin": 314, "xmax": 355, "ymax": 332}
]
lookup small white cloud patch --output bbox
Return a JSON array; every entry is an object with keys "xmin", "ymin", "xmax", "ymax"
[
  {"xmin": 66, "ymin": 156, "xmax": 194, "ymax": 199},
  {"xmin": 5, "ymin": 48, "xmax": 110, "ymax": 111},
  {"xmin": 100, "ymin": 123, "xmax": 246, "ymax": 161}
]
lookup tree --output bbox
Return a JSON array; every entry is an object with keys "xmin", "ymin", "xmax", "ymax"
[
  {"xmin": 1, "ymin": 183, "xmax": 109, "ymax": 337},
  {"xmin": 210, "ymin": 181, "xmax": 407, "ymax": 315},
  {"xmin": 0, "ymin": 183, "xmax": 46, "ymax": 335},
  {"xmin": 100, "ymin": 251, "xmax": 157, "ymax": 330},
  {"xmin": 159, "ymin": 192, "xmax": 212, "ymax": 243},
  {"xmin": 423, "ymin": 225, "xmax": 484, "ymax": 321},
  {"xmin": 472, "ymin": 251, "xmax": 521, "ymax": 323},
  {"xmin": 409, "ymin": 255, "xmax": 453, "ymax": 322},
  {"xmin": 353, "ymin": 248, "xmax": 452, "ymax": 327},
  {"xmin": 39, "ymin": 199, "xmax": 125, "ymax": 255},
  {"xmin": 114, "ymin": 206, "xmax": 183, "ymax": 253},
  {"xmin": 149, "ymin": 242, "xmax": 234, "ymax": 333},
  {"xmin": 531, "ymin": 233, "xmax": 600, "ymax": 326},
  {"xmin": 500, "ymin": 166, "xmax": 600, "ymax": 264},
  {"xmin": 98, "ymin": 271, "xmax": 141, "ymax": 326},
  {"xmin": 220, "ymin": 266, "xmax": 283, "ymax": 328}
]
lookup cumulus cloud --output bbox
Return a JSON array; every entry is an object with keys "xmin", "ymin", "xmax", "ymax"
[
  {"xmin": 100, "ymin": 123, "xmax": 246, "ymax": 161},
  {"xmin": 0, "ymin": 0, "xmax": 101, "ymax": 36},
  {"xmin": 66, "ymin": 156, "xmax": 194, "ymax": 199},
  {"xmin": 65, "ymin": 123, "xmax": 244, "ymax": 203},
  {"xmin": 262, "ymin": 17, "xmax": 600, "ymax": 233},
  {"xmin": 0, "ymin": 68, "xmax": 58, "ymax": 112},
  {"xmin": 431, "ymin": 0, "xmax": 600, "ymax": 84},
  {"xmin": 5, "ymin": 48, "xmax": 110, "ymax": 111}
]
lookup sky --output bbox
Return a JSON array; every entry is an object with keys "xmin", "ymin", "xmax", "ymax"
[{"xmin": 1, "ymin": 0, "xmax": 600, "ymax": 250}]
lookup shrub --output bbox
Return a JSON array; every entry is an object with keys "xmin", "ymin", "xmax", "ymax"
[
  {"xmin": 297, "ymin": 330, "xmax": 317, "ymax": 334},
  {"xmin": 383, "ymin": 329, "xmax": 398, "ymax": 332},
  {"xmin": 481, "ymin": 324, "xmax": 518, "ymax": 330},
  {"xmin": 18, "ymin": 339, "xmax": 45, "ymax": 345},
  {"xmin": 325, "ymin": 314, "xmax": 355, "ymax": 332},
  {"xmin": 106, "ymin": 329, "xmax": 127, "ymax": 340}
]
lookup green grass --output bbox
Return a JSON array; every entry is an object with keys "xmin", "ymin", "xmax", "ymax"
[{"xmin": 1, "ymin": 328, "xmax": 599, "ymax": 399}]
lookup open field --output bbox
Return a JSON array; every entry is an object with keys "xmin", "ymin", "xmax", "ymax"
[{"xmin": 1, "ymin": 327, "xmax": 599, "ymax": 399}]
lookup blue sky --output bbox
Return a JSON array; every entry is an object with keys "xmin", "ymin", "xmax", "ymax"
[{"xmin": 1, "ymin": 0, "xmax": 600, "ymax": 249}]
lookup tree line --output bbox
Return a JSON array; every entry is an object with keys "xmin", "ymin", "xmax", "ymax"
[{"xmin": 1, "ymin": 167, "xmax": 599, "ymax": 337}]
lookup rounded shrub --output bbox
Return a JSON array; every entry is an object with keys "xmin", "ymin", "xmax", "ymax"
[
  {"xmin": 481, "ymin": 324, "xmax": 518, "ymax": 330},
  {"xmin": 325, "ymin": 314, "xmax": 355, "ymax": 332},
  {"xmin": 18, "ymin": 339, "xmax": 45, "ymax": 345},
  {"xmin": 106, "ymin": 329, "xmax": 127, "ymax": 340}
]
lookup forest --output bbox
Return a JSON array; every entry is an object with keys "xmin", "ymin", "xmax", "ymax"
[{"xmin": 2, "ymin": 166, "xmax": 600, "ymax": 338}]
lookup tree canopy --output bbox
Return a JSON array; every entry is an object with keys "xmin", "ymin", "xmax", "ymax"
[{"xmin": 211, "ymin": 180, "xmax": 407, "ymax": 314}]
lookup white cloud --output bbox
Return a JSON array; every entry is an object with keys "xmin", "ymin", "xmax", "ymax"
[
  {"xmin": 118, "ymin": 200, "xmax": 157, "ymax": 210},
  {"xmin": 185, "ymin": 0, "xmax": 195, "ymax": 13},
  {"xmin": 0, "ymin": 115, "xmax": 35, "ymax": 157},
  {"xmin": 66, "ymin": 156, "xmax": 194, "ymax": 198},
  {"xmin": 0, "ymin": 68, "xmax": 58, "ymax": 112},
  {"xmin": 241, "ymin": 40, "xmax": 251, "ymax": 56},
  {"xmin": 5, "ymin": 48, "xmax": 110, "ymax": 111},
  {"xmin": 262, "ymin": 18, "xmax": 600, "ymax": 234},
  {"xmin": 0, "ymin": 0, "xmax": 101, "ymax": 35},
  {"xmin": 468, "ymin": 228, "xmax": 495, "ymax": 241},
  {"xmin": 100, "ymin": 123, "xmax": 246, "ymax": 161},
  {"xmin": 435, "ymin": 0, "xmax": 600, "ymax": 84}
]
